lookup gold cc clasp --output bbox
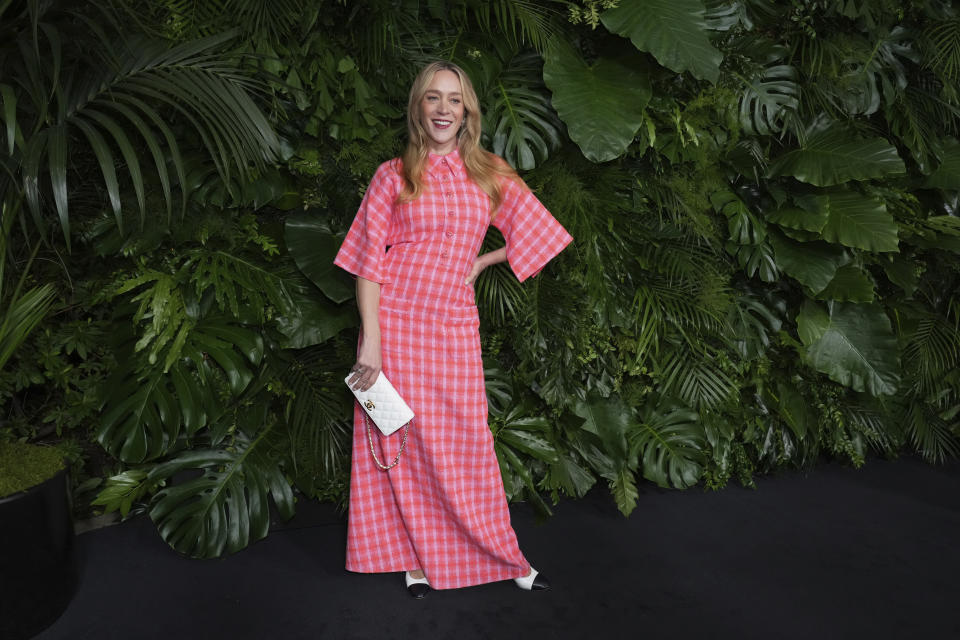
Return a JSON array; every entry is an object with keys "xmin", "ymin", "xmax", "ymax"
[{"xmin": 365, "ymin": 400, "xmax": 376, "ymax": 410}]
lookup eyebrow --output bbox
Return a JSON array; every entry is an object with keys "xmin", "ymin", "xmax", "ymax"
[{"xmin": 425, "ymin": 90, "xmax": 462, "ymax": 96}]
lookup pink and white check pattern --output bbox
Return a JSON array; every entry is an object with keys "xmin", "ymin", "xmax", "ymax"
[{"xmin": 334, "ymin": 149, "xmax": 572, "ymax": 589}]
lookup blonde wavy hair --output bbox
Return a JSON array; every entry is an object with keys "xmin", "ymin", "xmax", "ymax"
[{"xmin": 398, "ymin": 61, "xmax": 518, "ymax": 215}]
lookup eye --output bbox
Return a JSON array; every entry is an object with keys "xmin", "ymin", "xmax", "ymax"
[{"xmin": 451, "ymin": 98, "xmax": 461, "ymax": 104}]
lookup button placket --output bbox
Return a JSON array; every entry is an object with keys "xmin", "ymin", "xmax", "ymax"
[{"xmin": 439, "ymin": 174, "xmax": 455, "ymax": 264}]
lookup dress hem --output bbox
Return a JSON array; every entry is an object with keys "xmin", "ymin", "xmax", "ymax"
[{"xmin": 345, "ymin": 564, "xmax": 532, "ymax": 591}]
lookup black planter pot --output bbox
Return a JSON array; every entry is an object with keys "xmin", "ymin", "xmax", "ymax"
[{"xmin": 0, "ymin": 465, "xmax": 78, "ymax": 640}]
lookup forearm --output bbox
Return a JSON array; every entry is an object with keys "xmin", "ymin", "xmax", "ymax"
[
  {"xmin": 479, "ymin": 247, "xmax": 507, "ymax": 268},
  {"xmin": 356, "ymin": 276, "xmax": 381, "ymax": 341}
]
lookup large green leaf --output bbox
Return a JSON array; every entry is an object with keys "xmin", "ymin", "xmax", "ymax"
[
  {"xmin": 815, "ymin": 264, "xmax": 875, "ymax": 302},
  {"xmin": 542, "ymin": 43, "xmax": 652, "ymax": 163},
  {"xmin": 601, "ymin": 0, "xmax": 723, "ymax": 83},
  {"xmin": 797, "ymin": 301, "xmax": 900, "ymax": 396},
  {"xmin": 737, "ymin": 63, "xmax": 800, "ymax": 136},
  {"xmin": 572, "ymin": 394, "xmax": 633, "ymax": 459},
  {"xmin": 98, "ymin": 317, "xmax": 262, "ymax": 462},
  {"xmin": 770, "ymin": 381, "xmax": 816, "ymax": 442},
  {"xmin": 484, "ymin": 51, "xmax": 561, "ymax": 170},
  {"xmin": 284, "ymin": 213, "xmax": 354, "ymax": 303},
  {"xmin": 146, "ymin": 426, "xmax": 295, "ymax": 559},
  {"xmin": 880, "ymin": 254, "xmax": 919, "ymax": 296},
  {"xmin": 571, "ymin": 394, "xmax": 639, "ymax": 515},
  {"xmin": 820, "ymin": 190, "xmax": 900, "ymax": 253},
  {"xmin": 765, "ymin": 196, "xmax": 829, "ymax": 233},
  {"xmin": 923, "ymin": 138, "xmax": 960, "ymax": 190},
  {"xmin": 768, "ymin": 121, "xmax": 906, "ymax": 187},
  {"xmin": 546, "ymin": 454, "xmax": 596, "ymax": 499},
  {"xmin": 274, "ymin": 285, "xmax": 355, "ymax": 349},
  {"xmin": 630, "ymin": 401, "xmax": 706, "ymax": 489},
  {"xmin": 769, "ymin": 230, "xmax": 848, "ymax": 293}
]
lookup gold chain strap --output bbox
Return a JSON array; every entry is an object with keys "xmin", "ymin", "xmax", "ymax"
[{"xmin": 365, "ymin": 412, "xmax": 410, "ymax": 470}]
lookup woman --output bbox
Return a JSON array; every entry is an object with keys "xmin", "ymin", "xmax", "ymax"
[{"xmin": 335, "ymin": 61, "xmax": 572, "ymax": 598}]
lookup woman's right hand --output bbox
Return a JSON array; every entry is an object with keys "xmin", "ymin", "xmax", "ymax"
[{"xmin": 348, "ymin": 333, "xmax": 382, "ymax": 392}]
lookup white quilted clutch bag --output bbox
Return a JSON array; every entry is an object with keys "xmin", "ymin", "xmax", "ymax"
[{"xmin": 345, "ymin": 372, "xmax": 414, "ymax": 436}]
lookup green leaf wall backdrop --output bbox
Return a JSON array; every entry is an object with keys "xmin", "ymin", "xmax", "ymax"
[{"xmin": 2, "ymin": 0, "xmax": 959, "ymax": 558}]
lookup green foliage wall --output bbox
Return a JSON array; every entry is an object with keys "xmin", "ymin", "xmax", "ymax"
[{"xmin": 1, "ymin": 0, "xmax": 959, "ymax": 557}]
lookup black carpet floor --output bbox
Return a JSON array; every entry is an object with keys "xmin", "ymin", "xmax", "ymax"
[{"xmin": 36, "ymin": 457, "xmax": 960, "ymax": 640}]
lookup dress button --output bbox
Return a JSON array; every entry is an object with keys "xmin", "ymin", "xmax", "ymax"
[
  {"xmin": 445, "ymin": 231, "xmax": 454, "ymax": 237},
  {"xmin": 441, "ymin": 250, "xmax": 448, "ymax": 257},
  {"xmin": 446, "ymin": 191, "xmax": 454, "ymax": 197}
]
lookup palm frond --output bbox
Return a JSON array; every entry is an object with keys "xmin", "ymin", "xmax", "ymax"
[
  {"xmin": 275, "ymin": 344, "xmax": 352, "ymax": 482},
  {"xmin": 468, "ymin": 0, "xmax": 565, "ymax": 53},
  {"xmin": 656, "ymin": 345, "xmax": 737, "ymax": 410},
  {"xmin": 0, "ymin": 283, "xmax": 56, "ymax": 371},
  {"xmin": 924, "ymin": 18, "xmax": 960, "ymax": 82},
  {"xmin": 631, "ymin": 270, "xmax": 729, "ymax": 359},
  {"xmin": 475, "ymin": 231, "xmax": 526, "ymax": 325},
  {"xmin": 902, "ymin": 311, "xmax": 960, "ymax": 395},
  {"xmin": 7, "ymin": 15, "xmax": 281, "ymax": 244},
  {"xmin": 903, "ymin": 399, "xmax": 960, "ymax": 463},
  {"xmin": 841, "ymin": 398, "xmax": 903, "ymax": 454}
]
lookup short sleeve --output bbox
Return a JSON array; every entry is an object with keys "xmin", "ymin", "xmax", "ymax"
[
  {"xmin": 333, "ymin": 161, "xmax": 400, "ymax": 284},
  {"xmin": 492, "ymin": 176, "xmax": 573, "ymax": 282}
]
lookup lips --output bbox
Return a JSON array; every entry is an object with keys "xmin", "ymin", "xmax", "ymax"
[{"xmin": 432, "ymin": 119, "xmax": 453, "ymax": 129}]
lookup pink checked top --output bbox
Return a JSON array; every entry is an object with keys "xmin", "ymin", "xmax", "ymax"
[{"xmin": 334, "ymin": 149, "xmax": 572, "ymax": 590}]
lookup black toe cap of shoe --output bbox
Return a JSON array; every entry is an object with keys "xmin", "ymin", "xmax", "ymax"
[
  {"xmin": 530, "ymin": 574, "xmax": 551, "ymax": 591},
  {"xmin": 407, "ymin": 583, "xmax": 431, "ymax": 599}
]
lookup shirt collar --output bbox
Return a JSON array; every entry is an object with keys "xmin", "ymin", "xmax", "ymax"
[{"xmin": 427, "ymin": 148, "xmax": 464, "ymax": 177}]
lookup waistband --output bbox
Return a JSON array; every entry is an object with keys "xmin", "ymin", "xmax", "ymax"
[{"xmin": 379, "ymin": 302, "xmax": 478, "ymax": 324}]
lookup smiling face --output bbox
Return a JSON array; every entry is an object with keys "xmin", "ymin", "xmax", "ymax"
[{"xmin": 418, "ymin": 69, "xmax": 465, "ymax": 155}]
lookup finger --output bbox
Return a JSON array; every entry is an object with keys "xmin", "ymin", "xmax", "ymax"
[
  {"xmin": 361, "ymin": 370, "xmax": 380, "ymax": 391},
  {"xmin": 348, "ymin": 370, "xmax": 364, "ymax": 389}
]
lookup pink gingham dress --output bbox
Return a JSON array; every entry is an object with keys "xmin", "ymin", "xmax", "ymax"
[{"xmin": 333, "ymin": 149, "xmax": 572, "ymax": 589}]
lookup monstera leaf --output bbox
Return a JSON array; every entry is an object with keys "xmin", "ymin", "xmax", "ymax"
[
  {"xmin": 768, "ymin": 120, "xmax": 905, "ymax": 187},
  {"xmin": 630, "ymin": 401, "xmax": 706, "ymax": 490},
  {"xmin": 737, "ymin": 63, "xmax": 800, "ymax": 136},
  {"xmin": 484, "ymin": 51, "xmax": 562, "ymax": 170},
  {"xmin": 797, "ymin": 300, "xmax": 900, "ymax": 396},
  {"xmin": 601, "ymin": 0, "xmax": 723, "ymax": 83},
  {"xmin": 543, "ymin": 42, "xmax": 652, "ymax": 163},
  {"xmin": 146, "ymin": 424, "xmax": 295, "ymax": 559},
  {"xmin": 98, "ymin": 316, "xmax": 262, "ymax": 463}
]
